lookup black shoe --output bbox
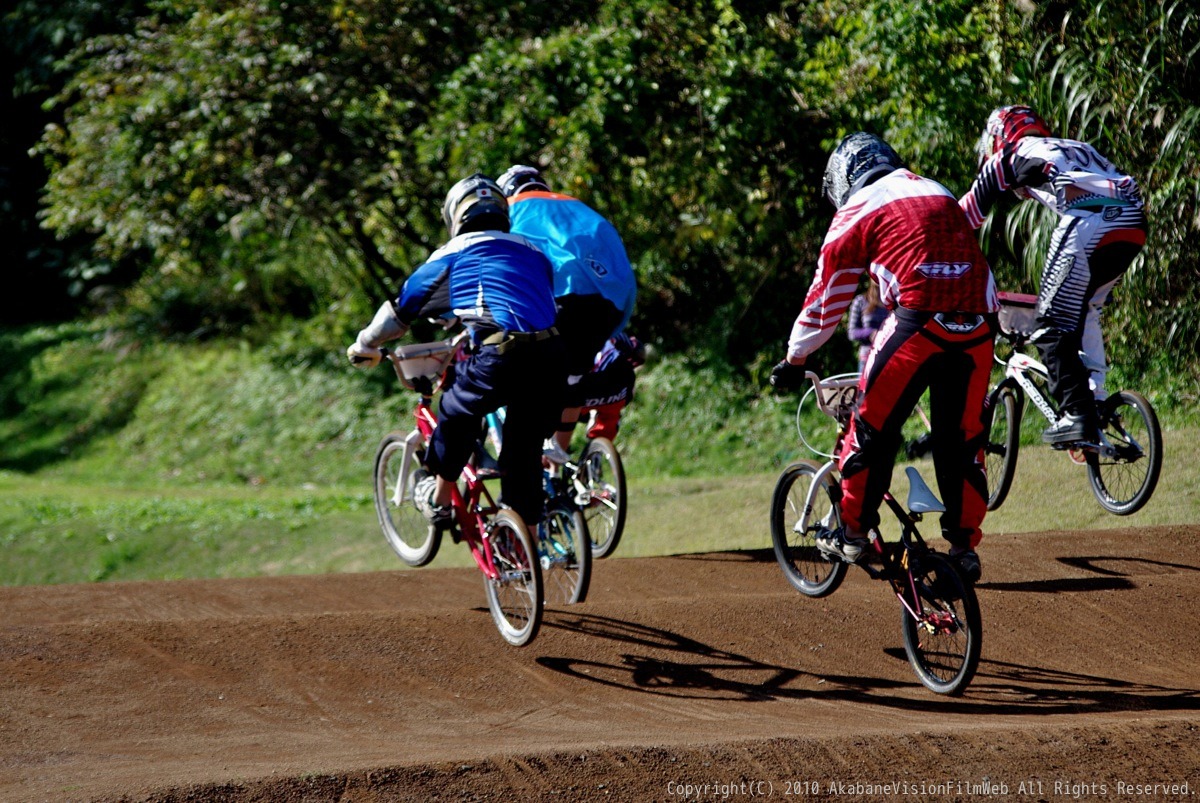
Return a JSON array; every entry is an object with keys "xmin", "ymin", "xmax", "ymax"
[
  {"xmin": 429, "ymin": 504, "xmax": 454, "ymax": 529},
  {"xmin": 905, "ymin": 432, "xmax": 933, "ymax": 459},
  {"xmin": 949, "ymin": 547, "xmax": 982, "ymax": 584},
  {"xmin": 1042, "ymin": 413, "xmax": 1089, "ymax": 446}
]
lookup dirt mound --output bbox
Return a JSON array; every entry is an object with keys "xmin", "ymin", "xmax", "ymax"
[{"xmin": 2, "ymin": 525, "xmax": 1198, "ymax": 801}]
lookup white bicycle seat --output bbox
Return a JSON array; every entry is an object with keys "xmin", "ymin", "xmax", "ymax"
[{"xmin": 905, "ymin": 466, "xmax": 946, "ymax": 514}]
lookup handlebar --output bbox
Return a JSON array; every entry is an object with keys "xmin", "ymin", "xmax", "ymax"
[
  {"xmin": 381, "ymin": 331, "xmax": 469, "ymax": 394},
  {"xmin": 803, "ymin": 371, "xmax": 861, "ymax": 421}
]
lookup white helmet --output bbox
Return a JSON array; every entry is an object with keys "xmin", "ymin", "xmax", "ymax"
[
  {"xmin": 496, "ymin": 164, "xmax": 551, "ymax": 198},
  {"xmin": 441, "ymin": 174, "xmax": 509, "ymax": 238}
]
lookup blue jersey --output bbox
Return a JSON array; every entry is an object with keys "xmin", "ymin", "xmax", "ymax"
[
  {"xmin": 395, "ymin": 231, "xmax": 557, "ymax": 340},
  {"xmin": 508, "ymin": 191, "xmax": 637, "ymax": 332}
]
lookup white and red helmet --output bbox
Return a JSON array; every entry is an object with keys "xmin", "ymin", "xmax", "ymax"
[{"xmin": 975, "ymin": 105, "xmax": 1052, "ymax": 168}]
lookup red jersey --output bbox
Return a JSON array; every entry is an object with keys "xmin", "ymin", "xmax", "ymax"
[{"xmin": 787, "ymin": 169, "xmax": 997, "ymax": 361}]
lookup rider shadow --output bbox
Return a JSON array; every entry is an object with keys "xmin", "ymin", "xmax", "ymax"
[
  {"xmin": 978, "ymin": 555, "xmax": 1199, "ymax": 594},
  {"xmin": 931, "ymin": 654, "xmax": 1200, "ymax": 716},
  {"xmin": 537, "ymin": 610, "xmax": 1200, "ymax": 715},
  {"xmin": 537, "ymin": 610, "xmax": 895, "ymax": 703},
  {"xmin": 671, "ymin": 548, "xmax": 779, "ymax": 564}
]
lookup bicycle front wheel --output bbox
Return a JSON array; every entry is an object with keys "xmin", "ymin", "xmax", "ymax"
[
  {"xmin": 577, "ymin": 437, "xmax": 627, "ymax": 558},
  {"xmin": 984, "ymin": 386, "xmax": 1020, "ymax": 511},
  {"xmin": 483, "ymin": 509, "xmax": 544, "ymax": 647},
  {"xmin": 1086, "ymin": 390, "xmax": 1162, "ymax": 515},
  {"xmin": 374, "ymin": 433, "xmax": 441, "ymax": 567},
  {"xmin": 539, "ymin": 504, "xmax": 592, "ymax": 605},
  {"xmin": 769, "ymin": 460, "xmax": 846, "ymax": 598},
  {"xmin": 901, "ymin": 551, "xmax": 981, "ymax": 695}
]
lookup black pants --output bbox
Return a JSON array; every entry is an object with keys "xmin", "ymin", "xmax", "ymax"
[
  {"xmin": 555, "ymin": 294, "xmax": 624, "ymax": 386},
  {"xmin": 426, "ymin": 337, "xmax": 566, "ymax": 526}
]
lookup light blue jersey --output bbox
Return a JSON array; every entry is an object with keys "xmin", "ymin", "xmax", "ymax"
[{"xmin": 508, "ymin": 191, "xmax": 637, "ymax": 333}]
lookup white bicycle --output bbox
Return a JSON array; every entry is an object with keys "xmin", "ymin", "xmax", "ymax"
[{"xmin": 983, "ymin": 292, "xmax": 1162, "ymax": 515}]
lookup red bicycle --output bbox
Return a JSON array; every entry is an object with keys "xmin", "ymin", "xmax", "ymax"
[{"xmin": 371, "ymin": 336, "xmax": 544, "ymax": 647}]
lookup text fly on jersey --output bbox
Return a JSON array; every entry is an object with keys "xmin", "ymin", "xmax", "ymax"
[{"xmin": 916, "ymin": 262, "xmax": 973, "ymax": 279}]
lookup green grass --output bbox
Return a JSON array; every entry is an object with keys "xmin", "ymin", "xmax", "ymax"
[
  {"xmin": 2, "ymin": 427, "xmax": 1196, "ymax": 585},
  {"xmin": 1, "ymin": 322, "xmax": 1197, "ymax": 586}
]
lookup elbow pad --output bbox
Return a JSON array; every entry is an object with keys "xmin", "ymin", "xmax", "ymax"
[{"xmin": 357, "ymin": 302, "xmax": 408, "ymax": 348}]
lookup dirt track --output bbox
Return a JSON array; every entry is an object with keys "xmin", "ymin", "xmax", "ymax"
[{"xmin": 2, "ymin": 524, "xmax": 1199, "ymax": 802}]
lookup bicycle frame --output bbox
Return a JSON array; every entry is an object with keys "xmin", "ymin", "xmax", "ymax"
[
  {"xmin": 997, "ymin": 350, "xmax": 1057, "ymax": 425},
  {"xmin": 992, "ymin": 336, "xmax": 1135, "ymax": 461},
  {"xmin": 796, "ymin": 371, "xmax": 938, "ymax": 586},
  {"xmin": 872, "ymin": 493, "xmax": 942, "ymax": 620},
  {"xmin": 798, "ymin": 454, "xmax": 940, "ymax": 603}
]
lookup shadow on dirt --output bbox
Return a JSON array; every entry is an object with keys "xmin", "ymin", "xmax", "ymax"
[
  {"xmin": 537, "ymin": 610, "xmax": 1200, "ymax": 714},
  {"xmin": 671, "ymin": 548, "xmax": 779, "ymax": 563},
  {"xmin": 979, "ymin": 554, "xmax": 1200, "ymax": 593}
]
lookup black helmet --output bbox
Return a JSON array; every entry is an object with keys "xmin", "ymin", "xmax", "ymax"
[
  {"xmin": 441, "ymin": 174, "xmax": 509, "ymax": 238},
  {"xmin": 496, "ymin": 164, "xmax": 550, "ymax": 198},
  {"xmin": 821, "ymin": 132, "xmax": 904, "ymax": 209}
]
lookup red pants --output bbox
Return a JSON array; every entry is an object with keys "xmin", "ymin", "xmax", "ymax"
[
  {"xmin": 838, "ymin": 308, "xmax": 995, "ymax": 549},
  {"xmin": 583, "ymin": 400, "xmax": 626, "ymax": 440}
]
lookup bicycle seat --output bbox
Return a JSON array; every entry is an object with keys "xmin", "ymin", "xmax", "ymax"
[{"xmin": 905, "ymin": 466, "xmax": 946, "ymax": 514}]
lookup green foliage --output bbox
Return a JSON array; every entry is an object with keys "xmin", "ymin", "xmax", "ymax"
[
  {"xmin": 0, "ymin": 322, "xmax": 169, "ymax": 472},
  {"xmin": 37, "ymin": 0, "xmax": 599, "ymax": 333},
  {"xmin": 25, "ymin": 0, "xmax": 1199, "ymax": 386},
  {"xmin": 418, "ymin": 0, "xmax": 833, "ymax": 353},
  {"xmin": 802, "ymin": 0, "xmax": 1005, "ymax": 184},
  {"xmin": 0, "ymin": 475, "xmax": 373, "ymax": 583},
  {"xmin": 986, "ymin": 2, "xmax": 1200, "ymax": 393},
  {"xmin": 614, "ymin": 351, "xmax": 820, "ymax": 477}
]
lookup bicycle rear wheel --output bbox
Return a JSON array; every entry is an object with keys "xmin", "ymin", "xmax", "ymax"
[
  {"xmin": 901, "ymin": 551, "xmax": 981, "ymax": 695},
  {"xmin": 539, "ymin": 504, "xmax": 592, "ymax": 605},
  {"xmin": 1086, "ymin": 390, "xmax": 1162, "ymax": 515},
  {"xmin": 769, "ymin": 460, "xmax": 846, "ymax": 598},
  {"xmin": 984, "ymin": 386, "xmax": 1020, "ymax": 511},
  {"xmin": 374, "ymin": 433, "xmax": 441, "ymax": 567},
  {"xmin": 483, "ymin": 509, "xmax": 543, "ymax": 646},
  {"xmin": 577, "ymin": 437, "xmax": 627, "ymax": 558}
]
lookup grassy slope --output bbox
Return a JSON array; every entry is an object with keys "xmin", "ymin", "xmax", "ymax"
[{"xmin": 1, "ymin": 323, "xmax": 1196, "ymax": 585}]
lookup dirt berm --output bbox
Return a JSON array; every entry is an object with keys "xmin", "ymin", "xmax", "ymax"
[{"xmin": 2, "ymin": 525, "xmax": 1198, "ymax": 801}]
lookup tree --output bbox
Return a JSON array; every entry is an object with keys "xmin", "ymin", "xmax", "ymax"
[
  {"xmin": 38, "ymin": 0, "xmax": 596, "ymax": 332},
  {"xmin": 1, "ymin": 0, "xmax": 153, "ymax": 323}
]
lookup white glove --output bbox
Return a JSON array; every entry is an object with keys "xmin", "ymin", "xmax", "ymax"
[{"xmin": 346, "ymin": 340, "xmax": 382, "ymax": 369}]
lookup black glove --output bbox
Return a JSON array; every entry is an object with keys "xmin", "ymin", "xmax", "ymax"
[{"xmin": 769, "ymin": 359, "xmax": 806, "ymax": 392}]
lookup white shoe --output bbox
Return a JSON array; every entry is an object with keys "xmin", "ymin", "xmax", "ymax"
[
  {"xmin": 815, "ymin": 527, "xmax": 868, "ymax": 563},
  {"xmin": 542, "ymin": 438, "xmax": 572, "ymax": 465}
]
